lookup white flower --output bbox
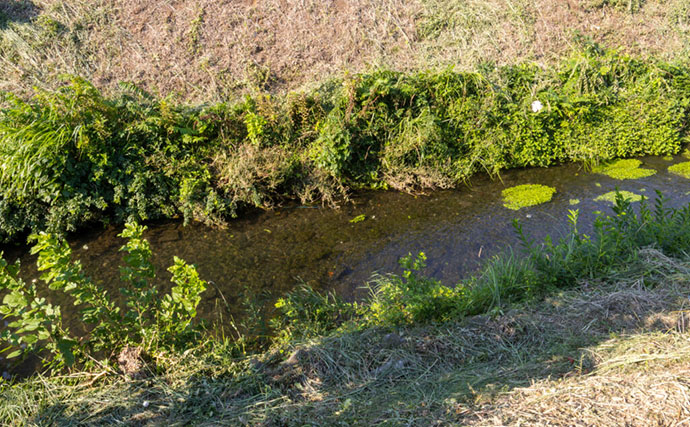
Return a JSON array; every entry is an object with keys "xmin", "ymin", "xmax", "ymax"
[
  {"xmin": 142, "ymin": 401, "xmax": 150, "ymax": 408},
  {"xmin": 531, "ymin": 100, "xmax": 543, "ymax": 113}
]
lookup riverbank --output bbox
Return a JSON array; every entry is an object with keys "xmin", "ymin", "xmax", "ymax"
[
  {"xmin": 3, "ymin": 195, "xmax": 690, "ymax": 424},
  {"xmin": 3, "ymin": 254, "xmax": 690, "ymax": 424},
  {"xmin": 2, "ymin": 43, "xmax": 690, "ymax": 243}
]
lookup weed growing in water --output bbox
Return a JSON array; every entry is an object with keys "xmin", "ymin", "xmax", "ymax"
[
  {"xmin": 502, "ymin": 184, "xmax": 556, "ymax": 210},
  {"xmin": 0, "ymin": 223, "xmax": 206, "ymax": 372},
  {"xmin": 595, "ymin": 190, "xmax": 643, "ymax": 203},
  {"xmin": 592, "ymin": 159, "xmax": 656, "ymax": 179},
  {"xmin": 668, "ymin": 161, "xmax": 690, "ymax": 178}
]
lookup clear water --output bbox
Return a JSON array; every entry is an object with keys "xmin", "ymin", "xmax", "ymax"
[{"xmin": 3, "ymin": 155, "xmax": 690, "ymax": 326}]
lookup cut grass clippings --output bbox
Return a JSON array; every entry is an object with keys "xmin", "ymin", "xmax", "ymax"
[
  {"xmin": 502, "ymin": 184, "xmax": 556, "ymax": 210},
  {"xmin": 593, "ymin": 159, "xmax": 657, "ymax": 180}
]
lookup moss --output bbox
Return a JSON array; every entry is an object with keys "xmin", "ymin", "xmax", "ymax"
[
  {"xmin": 594, "ymin": 191, "xmax": 643, "ymax": 204},
  {"xmin": 668, "ymin": 161, "xmax": 690, "ymax": 179},
  {"xmin": 592, "ymin": 159, "xmax": 656, "ymax": 180},
  {"xmin": 502, "ymin": 184, "xmax": 556, "ymax": 210}
]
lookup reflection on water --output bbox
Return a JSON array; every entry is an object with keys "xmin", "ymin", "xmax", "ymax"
[{"xmin": 3, "ymin": 155, "xmax": 690, "ymax": 326}]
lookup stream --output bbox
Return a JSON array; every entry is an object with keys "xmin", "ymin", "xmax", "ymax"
[{"xmin": 3, "ymin": 155, "xmax": 690, "ymax": 327}]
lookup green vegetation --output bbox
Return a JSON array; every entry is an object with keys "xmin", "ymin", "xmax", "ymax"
[
  {"xmin": 4, "ymin": 193, "xmax": 690, "ymax": 424},
  {"xmin": 349, "ymin": 214, "xmax": 367, "ymax": 224},
  {"xmin": 592, "ymin": 158, "xmax": 657, "ymax": 179},
  {"xmin": 0, "ymin": 223, "xmax": 206, "ymax": 371},
  {"xmin": 1, "ymin": 44, "xmax": 689, "ymax": 242},
  {"xmin": 502, "ymin": 184, "xmax": 556, "ymax": 210},
  {"xmin": 570, "ymin": 198, "xmax": 581, "ymax": 205},
  {"xmin": 273, "ymin": 193, "xmax": 690, "ymax": 337},
  {"xmin": 668, "ymin": 161, "xmax": 690, "ymax": 178},
  {"xmin": 595, "ymin": 190, "xmax": 644, "ymax": 203}
]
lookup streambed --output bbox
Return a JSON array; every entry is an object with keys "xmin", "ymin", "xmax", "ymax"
[{"xmin": 4, "ymin": 155, "xmax": 690, "ymax": 324}]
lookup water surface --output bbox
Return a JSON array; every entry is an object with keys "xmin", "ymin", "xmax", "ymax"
[{"xmin": 4, "ymin": 155, "xmax": 690, "ymax": 324}]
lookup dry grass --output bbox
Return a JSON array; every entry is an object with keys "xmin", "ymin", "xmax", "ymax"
[
  {"xmin": 1, "ymin": 0, "xmax": 689, "ymax": 102},
  {"xmin": 470, "ymin": 333, "xmax": 690, "ymax": 426}
]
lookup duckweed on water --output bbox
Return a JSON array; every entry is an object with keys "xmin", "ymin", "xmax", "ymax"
[
  {"xmin": 502, "ymin": 184, "xmax": 556, "ymax": 210},
  {"xmin": 668, "ymin": 162, "xmax": 690, "ymax": 179},
  {"xmin": 592, "ymin": 159, "xmax": 656, "ymax": 180},
  {"xmin": 594, "ymin": 191, "xmax": 643, "ymax": 204},
  {"xmin": 349, "ymin": 214, "xmax": 367, "ymax": 224}
]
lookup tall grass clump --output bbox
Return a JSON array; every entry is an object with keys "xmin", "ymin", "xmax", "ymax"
[
  {"xmin": 0, "ymin": 78, "xmax": 230, "ymax": 241},
  {"xmin": 1, "ymin": 43, "xmax": 690, "ymax": 242}
]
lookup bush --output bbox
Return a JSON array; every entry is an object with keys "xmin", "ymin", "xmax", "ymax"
[{"xmin": 1, "ymin": 44, "xmax": 689, "ymax": 242}]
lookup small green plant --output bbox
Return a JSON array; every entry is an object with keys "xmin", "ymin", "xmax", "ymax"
[
  {"xmin": 273, "ymin": 284, "xmax": 355, "ymax": 341},
  {"xmin": 349, "ymin": 214, "xmax": 366, "ymax": 224},
  {"xmin": 595, "ymin": 190, "xmax": 643, "ymax": 203},
  {"xmin": 0, "ymin": 222, "xmax": 206, "ymax": 371},
  {"xmin": 366, "ymin": 253, "xmax": 461, "ymax": 325}
]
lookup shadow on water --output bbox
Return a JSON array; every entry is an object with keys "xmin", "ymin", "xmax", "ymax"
[{"xmin": 0, "ymin": 1, "xmax": 38, "ymax": 28}]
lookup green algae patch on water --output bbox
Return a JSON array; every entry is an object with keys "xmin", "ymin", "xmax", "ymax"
[
  {"xmin": 592, "ymin": 159, "xmax": 656, "ymax": 180},
  {"xmin": 502, "ymin": 184, "xmax": 556, "ymax": 210},
  {"xmin": 594, "ymin": 191, "xmax": 643, "ymax": 204},
  {"xmin": 668, "ymin": 162, "xmax": 690, "ymax": 179},
  {"xmin": 349, "ymin": 214, "xmax": 367, "ymax": 224}
]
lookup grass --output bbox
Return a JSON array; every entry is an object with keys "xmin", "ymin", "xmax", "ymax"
[
  {"xmin": 1, "ymin": 0, "xmax": 690, "ymax": 102},
  {"xmin": 3, "ymin": 194, "xmax": 690, "ymax": 424}
]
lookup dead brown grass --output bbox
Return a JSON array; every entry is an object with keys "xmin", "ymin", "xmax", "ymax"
[
  {"xmin": 1, "ymin": 0, "xmax": 689, "ymax": 102},
  {"xmin": 469, "ymin": 333, "xmax": 690, "ymax": 426}
]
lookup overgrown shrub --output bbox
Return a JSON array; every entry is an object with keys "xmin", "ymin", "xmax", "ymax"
[{"xmin": 1, "ymin": 44, "xmax": 689, "ymax": 242}]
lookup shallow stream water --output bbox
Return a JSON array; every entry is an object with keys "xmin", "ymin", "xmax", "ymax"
[{"xmin": 4, "ymin": 155, "xmax": 690, "ymax": 326}]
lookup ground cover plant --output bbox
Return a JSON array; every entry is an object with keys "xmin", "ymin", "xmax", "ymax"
[
  {"xmin": 668, "ymin": 161, "xmax": 690, "ymax": 178},
  {"xmin": 501, "ymin": 184, "xmax": 556, "ymax": 210},
  {"xmin": 592, "ymin": 158, "xmax": 657, "ymax": 179},
  {"xmin": 1, "ymin": 44, "xmax": 690, "ymax": 242}
]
